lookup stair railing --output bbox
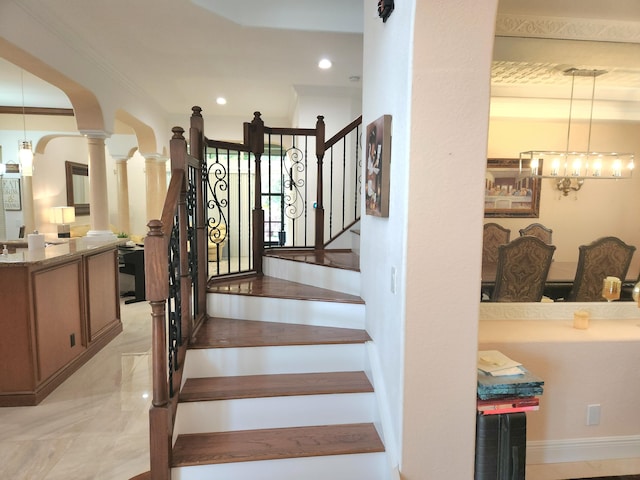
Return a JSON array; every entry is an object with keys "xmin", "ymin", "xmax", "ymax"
[
  {"xmin": 143, "ymin": 106, "xmax": 361, "ymax": 476},
  {"xmin": 145, "ymin": 108, "xmax": 207, "ymax": 479},
  {"xmin": 206, "ymin": 112, "xmax": 362, "ymax": 278}
]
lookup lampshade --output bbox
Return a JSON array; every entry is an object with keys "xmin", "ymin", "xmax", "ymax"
[
  {"xmin": 50, "ymin": 206, "xmax": 76, "ymax": 225},
  {"xmin": 19, "ymin": 141, "xmax": 33, "ymax": 176}
]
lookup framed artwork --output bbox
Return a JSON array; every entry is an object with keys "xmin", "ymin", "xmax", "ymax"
[
  {"xmin": 3, "ymin": 178, "xmax": 21, "ymax": 211},
  {"xmin": 484, "ymin": 158, "xmax": 541, "ymax": 218},
  {"xmin": 365, "ymin": 114, "xmax": 392, "ymax": 217}
]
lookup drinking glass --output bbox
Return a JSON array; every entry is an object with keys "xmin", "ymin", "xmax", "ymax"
[{"xmin": 602, "ymin": 276, "xmax": 621, "ymax": 302}]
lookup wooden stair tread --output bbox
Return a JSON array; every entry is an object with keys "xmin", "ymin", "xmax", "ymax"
[
  {"xmin": 191, "ymin": 317, "xmax": 371, "ymax": 348},
  {"xmin": 171, "ymin": 423, "xmax": 384, "ymax": 467},
  {"xmin": 180, "ymin": 371, "xmax": 373, "ymax": 402},
  {"xmin": 264, "ymin": 249, "xmax": 360, "ymax": 272},
  {"xmin": 207, "ymin": 275, "xmax": 364, "ymax": 304}
]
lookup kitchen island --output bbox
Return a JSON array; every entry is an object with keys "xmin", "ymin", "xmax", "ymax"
[{"xmin": 0, "ymin": 237, "xmax": 123, "ymax": 406}]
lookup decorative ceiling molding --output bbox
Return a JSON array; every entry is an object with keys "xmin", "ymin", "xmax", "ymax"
[
  {"xmin": 492, "ymin": 61, "xmax": 640, "ymax": 88},
  {"xmin": 495, "ymin": 14, "xmax": 640, "ymax": 44},
  {"xmin": 0, "ymin": 106, "xmax": 74, "ymax": 116}
]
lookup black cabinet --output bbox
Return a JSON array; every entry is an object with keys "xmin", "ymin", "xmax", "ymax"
[
  {"xmin": 475, "ymin": 412, "xmax": 526, "ymax": 480},
  {"xmin": 118, "ymin": 247, "xmax": 145, "ymax": 304}
]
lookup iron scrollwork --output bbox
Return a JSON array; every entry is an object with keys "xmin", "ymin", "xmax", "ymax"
[
  {"xmin": 206, "ymin": 159, "xmax": 229, "ymax": 248},
  {"xmin": 282, "ymin": 146, "xmax": 306, "ymax": 220}
]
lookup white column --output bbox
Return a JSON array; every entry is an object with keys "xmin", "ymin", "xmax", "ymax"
[
  {"xmin": 113, "ymin": 156, "xmax": 131, "ymax": 235},
  {"xmin": 144, "ymin": 153, "xmax": 166, "ymax": 221},
  {"xmin": 81, "ymin": 130, "xmax": 115, "ymax": 239},
  {"xmin": 157, "ymin": 156, "xmax": 168, "ymax": 202}
]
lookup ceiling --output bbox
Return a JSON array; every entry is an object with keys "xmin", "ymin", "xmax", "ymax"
[
  {"xmin": 1, "ymin": 0, "xmax": 640, "ymax": 122},
  {"xmin": 0, "ymin": 0, "xmax": 364, "ymax": 121}
]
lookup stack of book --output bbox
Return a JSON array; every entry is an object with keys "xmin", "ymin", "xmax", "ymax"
[{"xmin": 477, "ymin": 350, "xmax": 544, "ymax": 415}]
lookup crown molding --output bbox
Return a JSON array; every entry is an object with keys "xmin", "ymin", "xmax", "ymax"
[{"xmin": 495, "ymin": 14, "xmax": 640, "ymax": 44}]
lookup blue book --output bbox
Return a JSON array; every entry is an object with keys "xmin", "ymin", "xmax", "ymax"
[{"xmin": 477, "ymin": 367, "xmax": 544, "ymax": 400}]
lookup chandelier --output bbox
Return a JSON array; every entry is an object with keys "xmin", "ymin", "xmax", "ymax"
[{"xmin": 520, "ymin": 68, "xmax": 634, "ymax": 196}]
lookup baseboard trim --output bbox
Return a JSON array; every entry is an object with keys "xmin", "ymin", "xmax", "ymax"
[{"xmin": 527, "ymin": 435, "xmax": 640, "ymax": 464}]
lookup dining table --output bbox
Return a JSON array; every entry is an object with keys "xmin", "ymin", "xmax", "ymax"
[{"xmin": 481, "ymin": 261, "xmax": 640, "ymax": 301}]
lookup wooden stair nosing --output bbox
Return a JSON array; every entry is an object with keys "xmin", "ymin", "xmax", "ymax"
[
  {"xmin": 171, "ymin": 423, "xmax": 384, "ymax": 467},
  {"xmin": 190, "ymin": 317, "xmax": 371, "ymax": 349},
  {"xmin": 179, "ymin": 371, "xmax": 373, "ymax": 403},
  {"xmin": 207, "ymin": 276, "xmax": 365, "ymax": 305}
]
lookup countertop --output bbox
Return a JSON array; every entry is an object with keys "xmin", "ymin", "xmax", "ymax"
[{"xmin": 0, "ymin": 237, "xmax": 124, "ymax": 267}]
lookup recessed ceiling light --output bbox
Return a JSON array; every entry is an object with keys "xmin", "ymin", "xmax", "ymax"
[
  {"xmin": 318, "ymin": 58, "xmax": 332, "ymax": 70},
  {"xmin": 216, "ymin": 97, "xmax": 227, "ymax": 105}
]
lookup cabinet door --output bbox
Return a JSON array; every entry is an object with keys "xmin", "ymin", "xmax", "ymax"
[
  {"xmin": 86, "ymin": 249, "xmax": 120, "ymax": 343},
  {"xmin": 33, "ymin": 261, "xmax": 84, "ymax": 381}
]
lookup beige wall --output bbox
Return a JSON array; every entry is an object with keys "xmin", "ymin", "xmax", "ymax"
[
  {"xmin": 479, "ymin": 317, "xmax": 640, "ymax": 462},
  {"xmin": 487, "ymin": 118, "xmax": 640, "ymax": 265}
]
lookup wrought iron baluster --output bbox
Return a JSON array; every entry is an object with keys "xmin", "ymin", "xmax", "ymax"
[{"xmin": 166, "ymin": 218, "xmax": 181, "ymax": 397}]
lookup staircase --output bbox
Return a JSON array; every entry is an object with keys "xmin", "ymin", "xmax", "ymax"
[{"xmin": 168, "ymin": 250, "xmax": 391, "ymax": 479}]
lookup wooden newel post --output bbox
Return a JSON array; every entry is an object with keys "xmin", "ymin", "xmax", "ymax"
[
  {"xmin": 315, "ymin": 115, "xmax": 326, "ymax": 249},
  {"xmin": 250, "ymin": 112, "xmax": 265, "ymax": 274},
  {"xmin": 145, "ymin": 219, "xmax": 171, "ymax": 479},
  {"xmin": 189, "ymin": 106, "xmax": 207, "ymax": 317}
]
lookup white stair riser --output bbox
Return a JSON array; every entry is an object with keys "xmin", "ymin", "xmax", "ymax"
[
  {"xmin": 263, "ymin": 256, "xmax": 361, "ymax": 296},
  {"xmin": 174, "ymin": 393, "xmax": 376, "ymax": 438},
  {"xmin": 207, "ymin": 294, "xmax": 365, "ymax": 329},
  {"xmin": 172, "ymin": 452, "xmax": 390, "ymax": 480},
  {"xmin": 183, "ymin": 343, "xmax": 368, "ymax": 379}
]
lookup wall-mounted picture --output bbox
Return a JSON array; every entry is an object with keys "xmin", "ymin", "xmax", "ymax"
[
  {"xmin": 365, "ymin": 114, "xmax": 392, "ymax": 217},
  {"xmin": 484, "ymin": 158, "xmax": 541, "ymax": 218},
  {"xmin": 3, "ymin": 178, "xmax": 21, "ymax": 211}
]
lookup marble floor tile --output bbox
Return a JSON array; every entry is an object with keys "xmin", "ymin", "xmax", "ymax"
[{"xmin": 0, "ymin": 300, "xmax": 152, "ymax": 480}]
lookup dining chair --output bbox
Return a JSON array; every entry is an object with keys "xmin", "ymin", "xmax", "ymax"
[
  {"xmin": 567, "ymin": 236, "xmax": 636, "ymax": 302},
  {"xmin": 482, "ymin": 223, "xmax": 511, "ymax": 264},
  {"xmin": 491, "ymin": 236, "xmax": 556, "ymax": 302},
  {"xmin": 519, "ymin": 223, "xmax": 553, "ymax": 244}
]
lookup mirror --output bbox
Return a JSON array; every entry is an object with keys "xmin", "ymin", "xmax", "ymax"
[
  {"xmin": 65, "ymin": 161, "xmax": 90, "ymax": 216},
  {"xmin": 487, "ymin": 14, "xmax": 640, "ymax": 302}
]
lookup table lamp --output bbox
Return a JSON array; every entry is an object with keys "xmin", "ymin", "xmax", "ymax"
[{"xmin": 50, "ymin": 206, "xmax": 76, "ymax": 238}]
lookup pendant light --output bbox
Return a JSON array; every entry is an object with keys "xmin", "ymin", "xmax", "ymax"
[{"xmin": 18, "ymin": 69, "xmax": 33, "ymax": 176}]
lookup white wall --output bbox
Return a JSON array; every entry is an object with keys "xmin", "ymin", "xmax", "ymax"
[
  {"xmin": 479, "ymin": 316, "xmax": 640, "ymax": 463},
  {"xmin": 361, "ymin": 0, "xmax": 413, "ymax": 469},
  {"xmin": 361, "ymin": 0, "xmax": 499, "ymax": 478}
]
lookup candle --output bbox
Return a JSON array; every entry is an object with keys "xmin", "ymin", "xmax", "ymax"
[
  {"xmin": 592, "ymin": 159, "xmax": 602, "ymax": 176},
  {"xmin": 572, "ymin": 159, "xmax": 582, "ymax": 176},
  {"xmin": 530, "ymin": 158, "xmax": 539, "ymax": 174},
  {"xmin": 551, "ymin": 158, "xmax": 560, "ymax": 176},
  {"xmin": 612, "ymin": 159, "xmax": 622, "ymax": 177},
  {"xmin": 573, "ymin": 310, "xmax": 589, "ymax": 330}
]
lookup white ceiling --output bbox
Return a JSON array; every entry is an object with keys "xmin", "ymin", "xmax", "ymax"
[
  {"xmin": 0, "ymin": 0, "xmax": 364, "ymax": 120},
  {"xmin": 2, "ymin": 0, "xmax": 640, "ymax": 122}
]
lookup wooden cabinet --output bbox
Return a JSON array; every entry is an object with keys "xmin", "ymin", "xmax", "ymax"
[{"xmin": 0, "ymin": 240, "xmax": 122, "ymax": 406}]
